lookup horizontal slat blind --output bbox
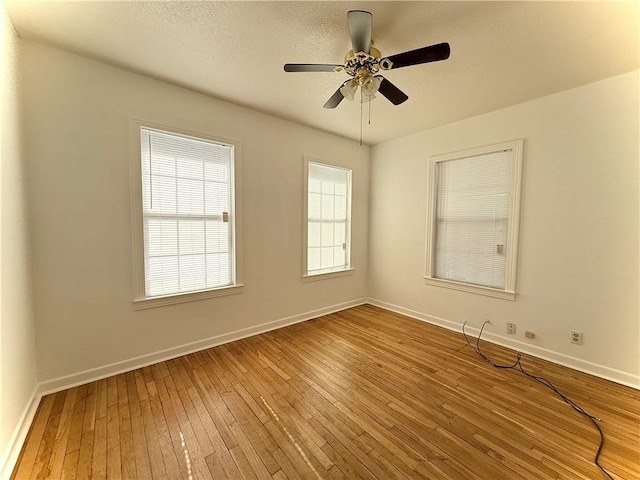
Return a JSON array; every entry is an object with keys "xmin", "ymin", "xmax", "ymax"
[
  {"xmin": 307, "ymin": 162, "xmax": 350, "ymax": 275},
  {"xmin": 434, "ymin": 149, "xmax": 513, "ymax": 289},
  {"xmin": 141, "ymin": 128, "xmax": 233, "ymax": 297}
]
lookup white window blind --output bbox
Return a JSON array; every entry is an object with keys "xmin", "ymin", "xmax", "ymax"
[
  {"xmin": 140, "ymin": 127, "xmax": 234, "ymax": 297},
  {"xmin": 434, "ymin": 149, "xmax": 513, "ymax": 289},
  {"xmin": 307, "ymin": 162, "xmax": 351, "ymax": 275}
]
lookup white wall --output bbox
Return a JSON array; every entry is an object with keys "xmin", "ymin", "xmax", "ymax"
[
  {"xmin": 20, "ymin": 41, "xmax": 369, "ymax": 385},
  {"xmin": 2, "ymin": 26, "xmax": 639, "ymax": 478},
  {"xmin": 0, "ymin": 5, "xmax": 38, "ymax": 477},
  {"xmin": 369, "ymin": 71, "xmax": 639, "ymax": 386}
]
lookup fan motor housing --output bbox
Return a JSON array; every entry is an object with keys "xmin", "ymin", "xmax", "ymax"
[
  {"xmin": 343, "ymin": 46, "xmax": 392, "ymax": 78},
  {"xmin": 344, "ymin": 46, "xmax": 382, "ymax": 63}
]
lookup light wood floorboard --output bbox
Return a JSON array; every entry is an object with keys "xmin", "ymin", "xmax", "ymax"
[{"xmin": 11, "ymin": 305, "xmax": 640, "ymax": 479}]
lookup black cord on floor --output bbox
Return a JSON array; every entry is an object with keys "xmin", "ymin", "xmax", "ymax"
[{"xmin": 462, "ymin": 321, "xmax": 614, "ymax": 480}]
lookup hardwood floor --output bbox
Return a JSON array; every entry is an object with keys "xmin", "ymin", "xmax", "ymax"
[{"xmin": 12, "ymin": 305, "xmax": 640, "ymax": 479}]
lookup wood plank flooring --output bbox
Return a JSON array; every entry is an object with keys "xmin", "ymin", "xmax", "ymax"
[{"xmin": 11, "ymin": 305, "xmax": 640, "ymax": 479}]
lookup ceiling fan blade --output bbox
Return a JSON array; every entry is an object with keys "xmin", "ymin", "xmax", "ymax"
[
  {"xmin": 347, "ymin": 10, "xmax": 372, "ymax": 54},
  {"xmin": 387, "ymin": 43, "xmax": 450, "ymax": 69},
  {"xmin": 323, "ymin": 86, "xmax": 345, "ymax": 109},
  {"xmin": 376, "ymin": 76, "xmax": 408, "ymax": 105},
  {"xmin": 284, "ymin": 64, "xmax": 343, "ymax": 73}
]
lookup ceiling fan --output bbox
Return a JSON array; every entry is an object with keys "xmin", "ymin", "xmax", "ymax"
[{"xmin": 284, "ymin": 10, "xmax": 450, "ymax": 109}]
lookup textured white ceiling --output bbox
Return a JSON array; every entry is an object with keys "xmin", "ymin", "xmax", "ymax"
[{"xmin": 5, "ymin": 1, "xmax": 639, "ymax": 145}]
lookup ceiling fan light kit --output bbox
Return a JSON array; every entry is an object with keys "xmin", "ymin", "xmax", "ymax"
[{"xmin": 340, "ymin": 75, "xmax": 382, "ymax": 102}]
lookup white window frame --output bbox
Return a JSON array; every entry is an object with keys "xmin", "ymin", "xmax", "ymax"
[
  {"xmin": 302, "ymin": 156, "xmax": 354, "ymax": 281},
  {"xmin": 130, "ymin": 120, "xmax": 243, "ymax": 309},
  {"xmin": 424, "ymin": 139, "xmax": 523, "ymax": 300}
]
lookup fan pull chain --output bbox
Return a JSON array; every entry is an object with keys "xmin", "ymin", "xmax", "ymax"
[
  {"xmin": 368, "ymin": 98, "xmax": 371, "ymax": 125},
  {"xmin": 360, "ymin": 90, "xmax": 363, "ymax": 146}
]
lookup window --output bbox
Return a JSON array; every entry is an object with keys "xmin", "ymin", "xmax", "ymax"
[
  {"xmin": 303, "ymin": 159, "xmax": 352, "ymax": 278},
  {"xmin": 425, "ymin": 140, "xmax": 523, "ymax": 300},
  {"xmin": 131, "ymin": 123, "xmax": 243, "ymax": 308}
]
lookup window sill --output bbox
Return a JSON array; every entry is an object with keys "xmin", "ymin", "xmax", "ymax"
[
  {"xmin": 303, "ymin": 268, "xmax": 354, "ymax": 283},
  {"xmin": 424, "ymin": 277, "xmax": 516, "ymax": 301},
  {"xmin": 133, "ymin": 284, "xmax": 244, "ymax": 310}
]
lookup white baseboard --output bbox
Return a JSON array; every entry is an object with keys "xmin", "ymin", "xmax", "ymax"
[
  {"xmin": 0, "ymin": 385, "xmax": 42, "ymax": 480},
  {"xmin": 366, "ymin": 298, "xmax": 640, "ymax": 390},
  {"xmin": 39, "ymin": 298, "xmax": 368, "ymax": 396}
]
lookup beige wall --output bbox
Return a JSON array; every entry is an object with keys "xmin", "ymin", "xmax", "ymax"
[
  {"xmin": 370, "ymin": 71, "xmax": 639, "ymax": 386},
  {"xmin": 20, "ymin": 41, "xmax": 369, "ymax": 384},
  {"xmin": 0, "ymin": 5, "xmax": 38, "ymax": 476}
]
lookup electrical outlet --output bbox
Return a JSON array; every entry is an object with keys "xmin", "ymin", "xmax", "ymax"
[
  {"xmin": 571, "ymin": 331, "xmax": 583, "ymax": 345},
  {"xmin": 506, "ymin": 322, "xmax": 516, "ymax": 335}
]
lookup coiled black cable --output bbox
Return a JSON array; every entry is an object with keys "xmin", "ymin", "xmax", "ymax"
[{"xmin": 462, "ymin": 321, "xmax": 613, "ymax": 480}]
